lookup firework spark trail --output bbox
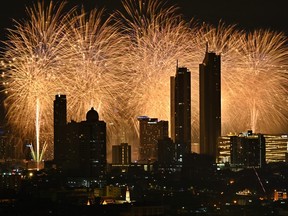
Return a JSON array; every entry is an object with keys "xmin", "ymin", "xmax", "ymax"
[
  {"xmin": 239, "ymin": 29, "xmax": 288, "ymax": 133},
  {"xmin": 116, "ymin": 0, "xmax": 196, "ymax": 143},
  {"xmin": 0, "ymin": 1, "xmax": 75, "ymax": 159},
  {"xmin": 118, "ymin": 0, "xmax": 288, "ymax": 146},
  {"xmin": 0, "ymin": 0, "xmax": 287, "ymax": 162},
  {"xmin": 62, "ymin": 6, "xmax": 130, "ymax": 153}
]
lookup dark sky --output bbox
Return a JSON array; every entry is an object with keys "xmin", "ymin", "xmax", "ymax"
[{"xmin": 0, "ymin": 0, "xmax": 287, "ymax": 42}]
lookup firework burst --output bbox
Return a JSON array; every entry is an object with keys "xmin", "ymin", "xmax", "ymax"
[
  {"xmin": 1, "ymin": 0, "xmax": 287, "ymax": 162},
  {"xmin": 58, "ymin": 6, "xmax": 130, "ymax": 156},
  {"xmin": 116, "ymin": 0, "xmax": 195, "ymax": 139},
  {"xmin": 0, "ymin": 1, "xmax": 75, "ymax": 159}
]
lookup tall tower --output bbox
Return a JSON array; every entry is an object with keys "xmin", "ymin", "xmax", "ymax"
[
  {"xmin": 53, "ymin": 95, "xmax": 67, "ymax": 167},
  {"xmin": 170, "ymin": 65, "xmax": 191, "ymax": 163},
  {"xmin": 199, "ymin": 46, "xmax": 221, "ymax": 161},
  {"xmin": 138, "ymin": 116, "xmax": 168, "ymax": 163}
]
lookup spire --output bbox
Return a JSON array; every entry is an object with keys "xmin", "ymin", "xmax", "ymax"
[
  {"xmin": 206, "ymin": 41, "xmax": 209, "ymax": 53},
  {"xmin": 176, "ymin": 59, "xmax": 178, "ymax": 70},
  {"xmin": 125, "ymin": 186, "xmax": 131, "ymax": 203}
]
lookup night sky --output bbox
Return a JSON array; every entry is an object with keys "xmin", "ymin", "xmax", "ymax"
[{"xmin": 0, "ymin": 0, "xmax": 287, "ymax": 44}]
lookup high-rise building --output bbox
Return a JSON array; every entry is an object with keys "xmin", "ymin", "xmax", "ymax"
[
  {"xmin": 170, "ymin": 65, "xmax": 191, "ymax": 163},
  {"xmin": 138, "ymin": 116, "xmax": 168, "ymax": 163},
  {"xmin": 199, "ymin": 46, "xmax": 221, "ymax": 161},
  {"xmin": 112, "ymin": 143, "xmax": 131, "ymax": 165},
  {"xmin": 53, "ymin": 95, "xmax": 67, "ymax": 167}
]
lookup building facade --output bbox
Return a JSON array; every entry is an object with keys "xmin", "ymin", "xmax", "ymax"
[
  {"xmin": 53, "ymin": 95, "xmax": 67, "ymax": 167},
  {"xmin": 218, "ymin": 132, "xmax": 288, "ymax": 164},
  {"xmin": 170, "ymin": 65, "xmax": 191, "ymax": 163},
  {"xmin": 112, "ymin": 143, "xmax": 131, "ymax": 165},
  {"xmin": 230, "ymin": 131, "xmax": 266, "ymax": 168},
  {"xmin": 199, "ymin": 47, "xmax": 221, "ymax": 161},
  {"xmin": 54, "ymin": 95, "xmax": 107, "ymax": 177},
  {"xmin": 138, "ymin": 116, "xmax": 168, "ymax": 163}
]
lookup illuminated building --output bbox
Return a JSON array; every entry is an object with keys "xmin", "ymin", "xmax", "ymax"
[
  {"xmin": 217, "ymin": 133, "xmax": 236, "ymax": 163},
  {"xmin": 138, "ymin": 116, "xmax": 168, "ymax": 163},
  {"xmin": 199, "ymin": 45, "xmax": 221, "ymax": 161},
  {"xmin": 218, "ymin": 132, "xmax": 288, "ymax": 164},
  {"xmin": 112, "ymin": 143, "xmax": 131, "ymax": 165},
  {"xmin": 265, "ymin": 134, "xmax": 288, "ymax": 163},
  {"xmin": 274, "ymin": 189, "xmax": 288, "ymax": 201},
  {"xmin": 53, "ymin": 94, "xmax": 67, "ymax": 167},
  {"xmin": 230, "ymin": 131, "xmax": 265, "ymax": 168},
  {"xmin": 170, "ymin": 64, "xmax": 191, "ymax": 163}
]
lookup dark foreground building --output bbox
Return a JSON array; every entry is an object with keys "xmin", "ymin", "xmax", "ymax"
[
  {"xmin": 199, "ymin": 46, "xmax": 221, "ymax": 161},
  {"xmin": 170, "ymin": 65, "xmax": 191, "ymax": 163},
  {"xmin": 54, "ymin": 95, "xmax": 106, "ymax": 177}
]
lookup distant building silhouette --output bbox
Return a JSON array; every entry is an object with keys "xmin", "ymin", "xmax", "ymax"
[
  {"xmin": 199, "ymin": 46, "xmax": 221, "ymax": 161},
  {"xmin": 138, "ymin": 116, "xmax": 168, "ymax": 163},
  {"xmin": 170, "ymin": 65, "xmax": 191, "ymax": 163},
  {"xmin": 53, "ymin": 95, "xmax": 67, "ymax": 167},
  {"xmin": 112, "ymin": 143, "xmax": 131, "ymax": 165}
]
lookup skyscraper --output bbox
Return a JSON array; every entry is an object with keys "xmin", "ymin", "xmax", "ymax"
[
  {"xmin": 170, "ymin": 64, "xmax": 191, "ymax": 163},
  {"xmin": 53, "ymin": 94, "xmax": 67, "ymax": 167},
  {"xmin": 138, "ymin": 116, "xmax": 168, "ymax": 163},
  {"xmin": 199, "ymin": 46, "xmax": 221, "ymax": 161}
]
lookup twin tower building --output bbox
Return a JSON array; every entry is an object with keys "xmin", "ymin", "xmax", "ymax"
[
  {"xmin": 172, "ymin": 46, "xmax": 221, "ymax": 162},
  {"xmin": 54, "ymin": 47, "xmax": 221, "ymax": 176},
  {"xmin": 135, "ymin": 45, "xmax": 221, "ymax": 165}
]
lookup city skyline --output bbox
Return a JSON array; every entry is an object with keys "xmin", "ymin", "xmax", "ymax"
[{"xmin": 0, "ymin": 0, "xmax": 287, "ymax": 162}]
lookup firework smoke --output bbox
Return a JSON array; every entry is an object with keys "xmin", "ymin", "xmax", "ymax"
[{"xmin": 0, "ymin": 0, "xmax": 287, "ymax": 161}]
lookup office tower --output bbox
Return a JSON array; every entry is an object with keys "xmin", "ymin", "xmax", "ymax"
[
  {"xmin": 199, "ymin": 45, "xmax": 221, "ymax": 161},
  {"xmin": 170, "ymin": 65, "xmax": 191, "ymax": 163},
  {"xmin": 230, "ymin": 131, "xmax": 265, "ymax": 168},
  {"xmin": 112, "ymin": 143, "xmax": 131, "ymax": 165},
  {"xmin": 53, "ymin": 95, "xmax": 67, "ymax": 167},
  {"xmin": 138, "ymin": 116, "xmax": 168, "ymax": 163},
  {"xmin": 78, "ymin": 107, "xmax": 107, "ymax": 177}
]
